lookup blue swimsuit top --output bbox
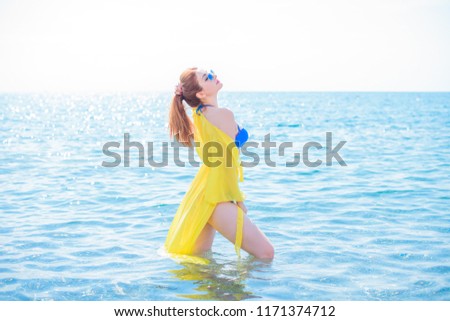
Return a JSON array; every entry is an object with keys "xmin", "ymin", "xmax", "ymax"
[{"xmin": 196, "ymin": 104, "xmax": 249, "ymax": 148}]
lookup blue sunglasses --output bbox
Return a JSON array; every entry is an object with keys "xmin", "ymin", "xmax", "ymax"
[{"xmin": 204, "ymin": 70, "xmax": 216, "ymax": 81}]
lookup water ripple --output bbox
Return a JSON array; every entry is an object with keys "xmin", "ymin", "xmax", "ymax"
[{"xmin": 1, "ymin": 92, "xmax": 449, "ymax": 300}]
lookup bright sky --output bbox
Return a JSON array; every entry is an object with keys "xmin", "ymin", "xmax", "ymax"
[{"xmin": 0, "ymin": 0, "xmax": 449, "ymax": 92}]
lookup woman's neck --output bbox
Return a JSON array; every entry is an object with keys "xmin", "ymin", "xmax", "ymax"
[{"xmin": 201, "ymin": 97, "xmax": 219, "ymax": 108}]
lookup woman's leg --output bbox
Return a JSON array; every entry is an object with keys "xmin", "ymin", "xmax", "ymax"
[
  {"xmin": 192, "ymin": 222, "xmax": 216, "ymax": 255},
  {"xmin": 208, "ymin": 201, "xmax": 274, "ymax": 259}
]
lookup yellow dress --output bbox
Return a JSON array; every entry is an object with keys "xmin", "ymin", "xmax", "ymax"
[{"xmin": 164, "ymin": 107, "xmax": 246, "ymax": 264}]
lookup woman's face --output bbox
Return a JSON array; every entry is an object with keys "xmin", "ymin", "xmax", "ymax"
[{"xmin": 196, "ymin": 69, "xmax": 223, "ymax": 97}]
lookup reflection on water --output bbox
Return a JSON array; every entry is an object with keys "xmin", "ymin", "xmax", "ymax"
[{"xmin": 168, "ymin": 252, "xmax": 273, "ymax": 300}]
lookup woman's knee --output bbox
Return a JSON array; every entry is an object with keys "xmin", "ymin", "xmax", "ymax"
[
  {"xmin": 258, "ymin": 242, "xmax": 275, "ymax": 259},
  {"xmin": 249, "ymin": 238, "xmax": 274, "ymax": 259}
]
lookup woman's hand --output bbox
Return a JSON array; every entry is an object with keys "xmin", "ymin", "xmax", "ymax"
[{"xmin": 237, "ymin": 201, "xmax": 248, "ymax": 214}]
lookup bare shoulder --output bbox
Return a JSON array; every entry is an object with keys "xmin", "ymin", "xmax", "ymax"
[
  {"xmin": 206, "ymin": 106, "xmax": 232, "ymax": 116},
  {"xmin": 205, "ymin": 107, "xmax": 238, "ymax": 139},
  {"xmin": 205, "ymin": 107, "xmax": 235, "ymax": 121},
  {"xmin": 217, "ymin": 107, "xmax": 236, "ymax": 121},
  {"xmin": 219, "ymin": 107, "xmax": 234, "ymax": 115}
]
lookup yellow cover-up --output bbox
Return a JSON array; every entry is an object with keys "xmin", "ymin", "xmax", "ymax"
[{"xmin": 164, "ymin": 107, "xmax": 246, "ymax": 264}]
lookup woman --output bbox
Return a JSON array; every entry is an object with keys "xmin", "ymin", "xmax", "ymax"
[{"xmin": 164, "ymin": 67, "xmax": 274, "ymax": 262}]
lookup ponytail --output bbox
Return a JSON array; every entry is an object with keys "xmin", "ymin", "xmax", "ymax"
[
  {"xmin": 168, "ymin": 67, "xmax": 203, "ymax": 148},
  {"xmin": 168, "ymin": 94, "xmax": 194, "ymax": 148}
]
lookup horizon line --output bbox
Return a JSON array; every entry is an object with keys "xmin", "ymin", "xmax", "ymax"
[{"xmin": 0, "ymin": 90, "xmax": 449, "ymax": 95}]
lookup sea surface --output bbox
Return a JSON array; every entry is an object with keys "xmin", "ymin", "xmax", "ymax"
[{"xmin": 0, "ymin": 92, "xmax": 449, "ymax": 300}]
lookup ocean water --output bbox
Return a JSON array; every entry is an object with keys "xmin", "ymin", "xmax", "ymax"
[{"xmin": 0, "ymin": 92, "xmax": 449, "ymax": 301}]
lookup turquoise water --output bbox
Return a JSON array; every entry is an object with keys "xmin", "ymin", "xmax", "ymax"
[{"xmin": 1, "ymin": 92, "xmax": 449, "ymax": 300}]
